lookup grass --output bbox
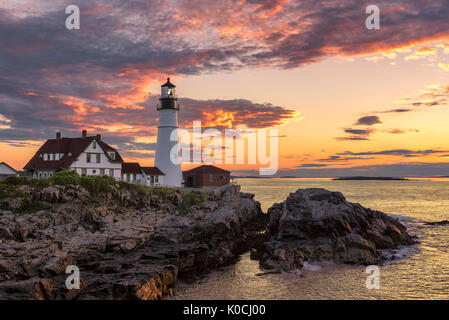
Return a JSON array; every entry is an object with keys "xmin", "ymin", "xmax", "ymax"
[
  {"xmin": 0, "ymin": 183, "xmax": 25, "ymax": 200},
  {"xmin": 178, "ymin": 191, "xmax": 208, "ymax": 214},
  {"xmin": 13, "ymin": 198, "xmax": 52, "ymax": 214},
  {"xmin": 118, "ymin": 181, "xmax": 177, "ymax": 196},
  {"xmin": 2, "ymin": 171, "xmax": 178, "ymax": 197}
]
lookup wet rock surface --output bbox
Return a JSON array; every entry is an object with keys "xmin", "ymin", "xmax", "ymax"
[
  {"xmin": 0, "ymin": 184, "xmax": 265, "ymax": 300},
  {"xmin": 257, "ymin": 188, "xmax": 416, "ymax": 272}
]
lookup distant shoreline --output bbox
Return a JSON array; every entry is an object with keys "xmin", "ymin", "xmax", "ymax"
[
  {"xmin": 232, "ymin": 176, "xmax": 412, "ymax": 180},
  {"xmin": 232, "ymin": 176, "xmax": 449, "ymax": 180},
  {"xmin": 332, "ymin": 176, "xmax": 409, "ymax": 181}
]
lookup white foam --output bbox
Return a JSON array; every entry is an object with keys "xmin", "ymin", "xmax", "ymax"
[{"xmin": 303, "ymin": 261, "xmax": 322, "ymax": 271}]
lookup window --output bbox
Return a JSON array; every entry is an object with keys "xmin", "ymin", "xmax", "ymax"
[
  {"xmin": 86, "ymin": 153, "xmax": 91, "ymax": 163},
  {"xmin": 151, "ymin": 176, "xmax": 155, "ymax": 184},
  {"xmin": 126, "ymin": 174, "xmax": 130, "ymax": 182},
  {"xmin": 133, "ymin": 174, "xmax": 136, "ymax": 181},
  {"xmin": 51, "ymin": 153, "xmax": 55, "ymax": 160},
  {"xmin": 93, "ymin": 141, "xmax": 96, "ymax": 149},
  {"xmin": 81, "ymin": 168, "xmax": 87, "ymax": 175},
  {"xmin": 155, "ymin": 176, "xmax": 159, "ymax": 183},
  {"xmin": 109, "ymin": 169, "xmax": 114, "ymax": 177},
  {"xmin": 108, "ymin": 151, "xmax": 116, "ymax": 160},
  {"xmin": 100, "ymin": 169, "xmax": 105, "ymax": 176},
  {"xmin": 92, "ymin": 169, "xmax": 97, "ymax": 175},
  {"xmin": 210, "ymin": 174, "xmax": 213, "ymax": 183},
  {"xmin": 96, "ymin": 154, "xmax": 100, "ymax": 163}
]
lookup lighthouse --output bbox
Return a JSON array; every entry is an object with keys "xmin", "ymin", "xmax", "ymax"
[{"xmin": 155, "ymin": 78, "xmax": 182, "ymax": 187}]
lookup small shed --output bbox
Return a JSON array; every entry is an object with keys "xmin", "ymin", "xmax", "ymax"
[{"xmin": 183, "ymin": 165, "xmax": 230, "ymax": 188}]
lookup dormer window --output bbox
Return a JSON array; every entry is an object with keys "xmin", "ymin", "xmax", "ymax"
[
  {"xmin": 93, "ymin": 141, "xmax": 97, "ymax": 149},
  {"xmin": 108, "ymin": 151, "xmax": 116, "ymax": 160}
]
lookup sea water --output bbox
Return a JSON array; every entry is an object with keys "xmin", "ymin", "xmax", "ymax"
[{"xmin": 171, "ymin": 178, "xmax": 449, "ymax": 300}]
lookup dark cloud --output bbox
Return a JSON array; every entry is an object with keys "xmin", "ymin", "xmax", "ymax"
[
  {"xmin": 297, "ymin": 163, "xmax": 328, "ymax": 168},
  {"xmin": 318, "ymin": 155, "xmax": 375, "ymax": 162},
  {"xmin": 335, "ymin": 137, "xmax": 371, "ymax": 141},
  {"xmin": 380, "ymin": 109, "xmax": 412, "ymax": 113},
  {"xmin": 344, "ymin": 128, "xmax": 374, "ymax": 136},
  {"xmin": 355, "ymin": 116, "xmax": 382, "ymax": 126},
  {"xmin": 338, "ymin": 149, "xmax": 449, "ymax": 157}
]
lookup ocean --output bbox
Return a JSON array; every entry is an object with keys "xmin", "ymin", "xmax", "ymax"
[{"xmin": 171, "ymin": 178, "xmax": 449, "ymax": 300}]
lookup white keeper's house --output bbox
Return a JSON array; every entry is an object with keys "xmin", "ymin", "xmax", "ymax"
[{"xmin": 23, "ymin": 130, "xmax": 165, "ymax": 186}]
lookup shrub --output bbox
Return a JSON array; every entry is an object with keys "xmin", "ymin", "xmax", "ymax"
[
  {"xmin": 13, "ymin": 198, "xmax": 51, "ymax": 214},
  {"xmin": 179, "ymin": 191, "xmax": 208, "ymax": 213},
  {"xmin": 80, "ymin": 175, "xmax": 115, "ymax": 194},
  {"xmin": 149, "ymin": 186, "xmax": 177, "ymax": 196},
  {"xmin": 27, "ymin": 178, "xmax": 51, "ymax": 190},
  {"xmin": 52, "ymin": 170, "xmax": 80, "ymax": 185},
  {"xmin": 119, "ymin": 181, "xmax": 148, "ymax": 195},
  {"xmin": 2, "ymin": 176, "xmax": 28, "ymax": 186},
  {"xmin": 0, "ymin": 183, "xmax": 25, "ymax": 199}
]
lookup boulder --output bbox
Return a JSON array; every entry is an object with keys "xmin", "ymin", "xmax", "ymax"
[{"xmin": 258, "ymin": 188, "xmax": 415, "ymax": 271}]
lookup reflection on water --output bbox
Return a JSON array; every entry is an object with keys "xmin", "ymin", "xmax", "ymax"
[{"xmin": 172, "ymin": 178, "xmax": 449, "ymax": 300}]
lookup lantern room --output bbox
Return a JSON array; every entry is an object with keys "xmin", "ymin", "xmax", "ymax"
[{"xmin": 161, "ymin": 78, "xmax": 176, "ymax": 99}]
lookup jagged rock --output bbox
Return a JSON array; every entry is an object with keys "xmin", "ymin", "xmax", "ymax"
[
  {"xmin": 0, "ymin": 184, "xmax": 265, "ymax": 300},
  {"xmin": 424, "ymin": 220, "xmax": 449, "ymax": 226},
  {"xmin": 258, "ymin": 188, "xmax": 415, "ymax": 271},
  {"xmin": 240, "ymin": 192, "xmax": 255, "ymax": 200}
]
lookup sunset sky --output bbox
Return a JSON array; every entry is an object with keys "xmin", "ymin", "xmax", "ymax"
[{"xmin": 1, "ymin": 0, "xmax": 449, "ymax": 177}]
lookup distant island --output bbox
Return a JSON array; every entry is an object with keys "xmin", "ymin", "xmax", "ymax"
[{"xmin": 333, "ymin": 176, "xmax": 409, "ymax": 181}]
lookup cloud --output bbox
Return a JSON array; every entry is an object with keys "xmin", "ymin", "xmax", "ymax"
[
  {"xmin": 1, "ymin": 0, "xmax": 449, "ymax": 158},
  {"xmin": 380, "ymin": 108, "xmax": 412, "ymax": 113},
  {"xmin": 355, "ymin": 116, "xmax": 382, "ymax": 126},
  {"xmin": 335, "ymin": 136, "xmax": 371, "ymax": 141},
  {"xmin": 178, "ymin": 98, "xmax": 299, "ymax": 128},
  {"xmin": 338, "ymin": 149, "xmax": 449, "ymax": 157},
  {"xmin": 386, "ymin": 129, "xmax": 420, "ymax": 134},
  {"xmin": 344, "ymin": 128, "xmax": 375, "ymax": 136},
  {"xmin": 317, "ymin": 155, "xmax": 375, "ymax": 162},
  {"xmin": 0, "ymin": 92, "xmax": 297, "ymax": 159},
  {"xmin": 439, "ymin": 63, "xmax": 449, "ymax": 71},
  {"xmin": 297, "ymin": 163, "xmax": 329, "ymax": 168}
]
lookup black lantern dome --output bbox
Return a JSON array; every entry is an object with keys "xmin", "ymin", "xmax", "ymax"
[{"xmin": 158, "ymin": 78, "xmax": 179, "ymax": 110}]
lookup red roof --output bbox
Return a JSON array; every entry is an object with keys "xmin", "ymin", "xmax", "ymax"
[
  {"xmin": 24, "ymin": 136, "xmax": 123, "ymax": 170},
  {"xmin": 122, "ymin": 162, "xmax": 142, "ymax": 174},
  {"xmin": 183, "ymin": 165, "xmax": 230, "ymax": 175},
  {"xmin": 141, "ymin": 167, "xmax": 165, "ymax": 176}
]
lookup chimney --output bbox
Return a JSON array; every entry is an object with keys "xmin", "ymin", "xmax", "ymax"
[
  {"xmin": 82, "ymin": 130, "xmax": 87, "ymax": 138},
  {"xmin": 96, "ymin": 134, "xmax": 101, "ymax": 141},
  {"xmin": 56, "ymin": 132, "xmax": 61, "ymax": 140}
]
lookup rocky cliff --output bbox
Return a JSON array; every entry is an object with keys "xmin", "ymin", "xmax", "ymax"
[
  {"xmin": 0, "ymin": 182, "xmax": 265, "ymax": 300},
  {"xmin": 255, "ymin": 188, "xmax": 416, "ymax": 272}
]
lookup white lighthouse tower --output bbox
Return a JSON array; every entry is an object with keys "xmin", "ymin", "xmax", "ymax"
[{"xmin": 155, "ymin": 78, "xmax": 182, "ymax": 187}]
